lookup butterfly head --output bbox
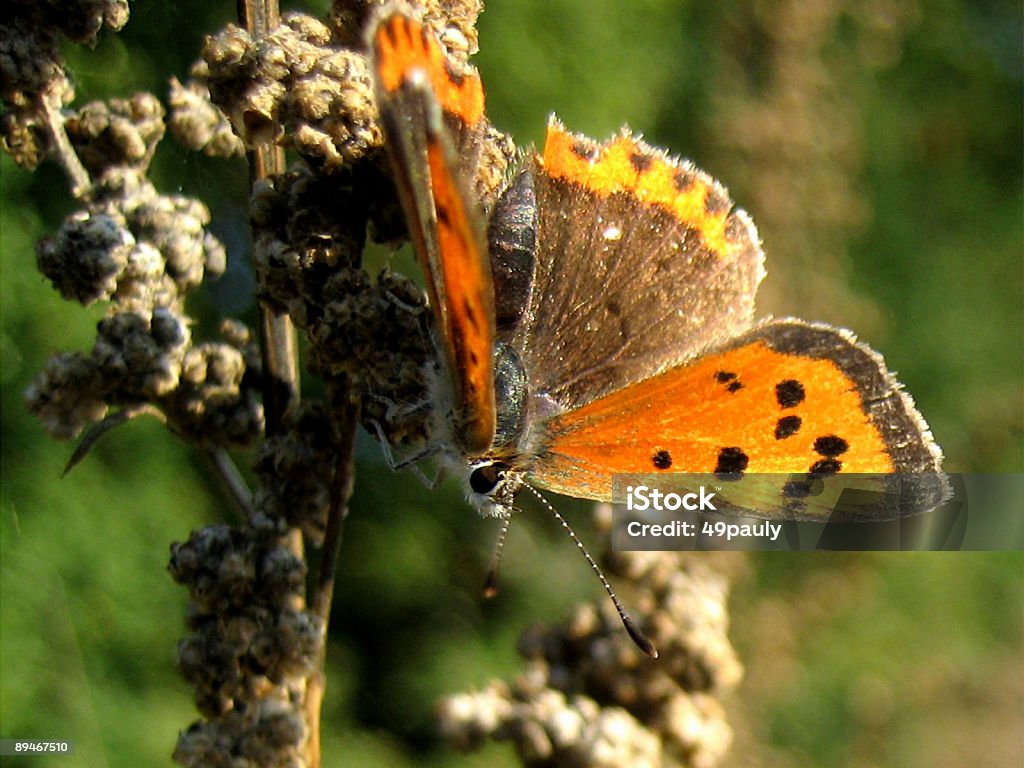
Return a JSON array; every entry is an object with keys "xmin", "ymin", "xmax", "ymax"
[{"xmin": 465, "ymin": 458, "xmax": 524, "ymax": 518}]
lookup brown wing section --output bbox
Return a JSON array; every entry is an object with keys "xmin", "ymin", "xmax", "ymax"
[
  {"xmin": 513, "ymin": 117, "xmax": 766, "ymax": 413},
  {"xmin": 370, "ymin": 8, "xmax": 496, "ymax": 454}
]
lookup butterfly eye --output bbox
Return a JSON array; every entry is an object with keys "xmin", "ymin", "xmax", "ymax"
[{"xmin": 469, "ymin": 461, "xmax": 511, "ymax": 495}]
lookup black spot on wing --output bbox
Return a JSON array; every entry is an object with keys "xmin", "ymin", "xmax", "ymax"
[
  {"xmin": 776, "ymin": 379, "xmax": 806, "ymax": 408},
  {"xmin": 715, "ymin": 370, "xmax": 744, "ymax": 393},
  {"xmin": 652, "ymin": 450, "xmax": 672, "ymax": 470},
  {"xmin": 775, "ymin": 415, "xmax": 802, "ymax": 440},
  {"xmin": 630, "ymin": 151, "xmax": 653, "ymax": 173},
  {"xmin": 703, "ymin": 188, "xmax": 730, "ymax": 216},
  {"xmin": 715, "ymin": 447, "xmax": 748, "ymax": 480},
  {"xmin": 810, "ymin": 458, "xmax": 842, "ymax": 475},
  {"xmin": 674, "ymin": 168, "xmax": 697, "ymax": 193},
  {"xmin": 783, "ymin": 479, "xmax": 813, "ymax": 498},
  {"xmin": 571, "ymin": 140, "xmax": 598, "ymax": 162},
  {"xmin": 814, "ymin": 435, "xmax": 849, "ymax": 457}
]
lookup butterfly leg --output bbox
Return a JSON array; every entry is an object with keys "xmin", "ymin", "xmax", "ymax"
[{"xmin": 365, "ymin": 413, "xmax": 449, "ymax": 489}]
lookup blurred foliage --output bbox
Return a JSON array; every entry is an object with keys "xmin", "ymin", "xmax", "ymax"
[{"xmin": 1, "ymin": 0, "xmax": 1021, "ymax": 767}]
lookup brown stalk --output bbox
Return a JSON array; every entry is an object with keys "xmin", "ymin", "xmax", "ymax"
[
  {"xmin": 235, "ymin": 3, "xmax": 359, "ymax": 765},
  {"xmin": 238, "ymin": 0, "xmax": 299, "ymax": 438},
  {"xmin": 39, "ymin": 94, "xmax": 91, "ymax": 199},
  {"xmin": 305, "ymin": 396, "xmax": 358, "ymax": 768}
]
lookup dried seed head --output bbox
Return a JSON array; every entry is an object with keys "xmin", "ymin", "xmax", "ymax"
[
  {"xmin": 1, "ymin": 1, "xmax": 129, "ymax": 168},
  {"xmin": 64, "ymin": 93, "xmax": 166, "ymax": 176},
  {"xmin": 167, "ymin": 76, "xmax": 245, "ymax": 157},
  {"xmin": 24, "ymin": 352, "xmax": 109, "ymax": 439},
  {"xmin": 251, "ymin": 401, "xmax": 343, "ymax": 545},
  {"xmin": 36, "ymin": 212, "xmax": 135, "ymax": 305},
  {"xmin": 0, "ymin": 11, "xmax": 73, "ymax": 110},
  {"xmin": 201, "ymin": 13, "xmax": 383, "ymax": 166},
  {"xmin": 92, "ymin": 308, "xmax": 190, "ymax": 398},
  {"xmin": 440, "ymin": 535, "xmax": 743, "ymax": 767}
]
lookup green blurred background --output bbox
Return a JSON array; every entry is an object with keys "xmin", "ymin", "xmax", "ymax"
[{"xmin": 1, "ymin": 0, "xmax": 1021, "ymax": 766}]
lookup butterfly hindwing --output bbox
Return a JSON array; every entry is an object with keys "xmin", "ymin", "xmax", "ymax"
[{"xmin": 530, "ymin": 319, "xmax": 945, "ymax": 518}]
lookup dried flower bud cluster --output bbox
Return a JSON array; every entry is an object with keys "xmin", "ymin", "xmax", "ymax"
[
  {"xmin": 251, "ymin": 401, "xmax": 344, "ymax": 545},
  {"xmin": 9, "ymin": 3, "xmax": 263, "ymax": 451},
  {"xmin": 249, "ymin": 161, "xmax": 436, "ymax": 449},
  {"xmin": 169, "ymin": 398, "xmax": 356, "ymax": 766},
  {"xmin": 169, "ymin": 523, "xmax": 322, "ymax": 766},
  {"xmin": 1, "ymin": 0, "xmax": 128, "ymax": 167},
  {"xmin": 35, "ymin": 169, "xmax": 227, "ymax": 302},
  {"xmin": 26, "ymin": 163, "xmax": 260, "ymax": 446},
  {"xmin": 312, "ymin": 267, "xmax": 435, "ymax": 448},
  {"xmin": 191, "ymin": 0, "xmax": 489, "ymax": 168},
  {"xmin": 440, "ymin": 518, "xmax": 742, "ymax": 768},
  {"xmin": 199, "ymin": 13, "xmax": 381, "ymax": 168},
  {"xmin": 64, "ymin": 93, "xmax": 166, "ymax": 177},
  {"xmin": 41, "ymin": 0, "xmax": 130, "ymax": 46},
  {"xmin": 173, "ymin": 697, "xmax": 308, "ymax": 768},
  {"xmin": 168, "ymin": 76, "xmax": 246, "ymax": 158},
  {"xmin": 249, "ymin": 163, "xmax": 368, "ymax": 309},
  {"xmin": 163, "ymin": 321, "xmax": 265, "ymax": 449}
]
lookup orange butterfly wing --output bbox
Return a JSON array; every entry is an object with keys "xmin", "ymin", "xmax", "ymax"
[
  {"xmin": 531, "ymin": 320, "xmax": 944, "ymax": 512},
  {"xmin": 371, "ymin": 10, "xmax": 496, "ymax": 454}
]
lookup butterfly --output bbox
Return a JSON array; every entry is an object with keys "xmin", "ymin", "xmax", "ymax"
[
  {"xmin": 366, "ymin": 4, "xmax": 952, "ymax": 654},
  {"xmin": 368, "ymin": 3, "xmax": 944, "ymax": 522}
]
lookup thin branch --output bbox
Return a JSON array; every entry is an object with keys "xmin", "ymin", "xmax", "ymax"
[
  {"xmin": 238, "ymin": 0, "xmax": 278, "ymax": 36},
  {"xmin": 304, "ymin": 395, "xmax": 358, "ymax": 768},
  {"xmin": 201, "ymin": 448, "xmax": 254, "ymax": 519},
  {"xmin": 311, "ymin": 398, "xmax": 357, "ymax": 620},
  {"xmin": 238, "ymin": 0, "xmax": 299, "ymax": 437},
  {"xmin": 40, "ymin": 94, "xmax": 91, "ymax": 198},
  {"xmin": 259, "ymin": 311, "xmax": 300, "ymax": 435},
  {"xmin": 237, "ymin": 5, "xmax": 319, "ymax": 764}
]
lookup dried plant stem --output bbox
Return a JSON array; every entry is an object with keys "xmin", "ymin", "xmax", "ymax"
[
  {"xmin": 312, "ymin": 398, "xmax": 358, "ymax": 620},
  {"xmin": 238, "ymin": 0, "xmax": 300, "ymax": 438},
  {"xmin": 39, "ymin": 94, "xmax": 91, "ymax": 198},
  {"xmin": 236, "ymin": 4, "xmax": 340, "ymax": 764},
  {"xmin": 304, "ymin": 397, "xmax": 358, "ymax": 768},
  {"xmin": 235, "ymin": 0, "xmax": 304, "ymax": 610},
  {"xmin": 238, "ymin": 0, "xmax": 278, "ymax": 36},
  {"xmin": 202, "ymin": 448, "xmax": 253, "ymax": 518},
  {"xmin": 259, "ymin": 310, "xmax": 300, "ymax": 434}
]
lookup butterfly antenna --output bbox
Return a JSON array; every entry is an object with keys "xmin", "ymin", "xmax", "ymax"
[
  {"xmin": 523, "ymin": 485, "xmax": 659, "ymax": 659},
  {"xmin": 483, "ymin": 517, "xmax": 511, "ymax": 599}
]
